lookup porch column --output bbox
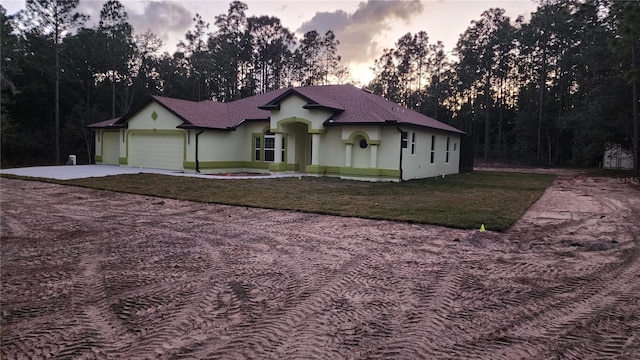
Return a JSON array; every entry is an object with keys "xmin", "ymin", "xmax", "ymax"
[
  {"xmin": 275, "ymin": 133, "xmax": 283, "ymax": 163},
  {"xmin": 370, "ymin": 144, "xmax": 378, "ymax": 168},
  {"xmin": 345, "ymin": 143, "xmax": 353, "ymax": 167},
  {"xmin": 311, "ymin": 133, "xmax": 320, "ymax": 165}
]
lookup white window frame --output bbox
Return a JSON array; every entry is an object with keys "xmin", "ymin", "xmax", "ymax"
[
  {"xmin": 411, "ymin": 132, "xmax": 416, "ymax": 155},
  {"xmin": 430, "ymin": 135, "xmax": 436, "ymax": 164},
  {"xmin": 446, "ymin": 137, "xmax": 450, "ymax": 163},
  {"xmin": 264, "ymin": 132, "xmax": 275, "ymax": 162}
]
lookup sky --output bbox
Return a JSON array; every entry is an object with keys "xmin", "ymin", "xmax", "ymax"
[{"xmin": 3, "ymin": 0, "xmax": 538, "ymax": 85}]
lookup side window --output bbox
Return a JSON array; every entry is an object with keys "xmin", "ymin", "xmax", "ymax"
[
  {"xmin": 401, "ymin": 131, "xmax": 408, "ymax": 148},
  {"xmin": 446, "ymin": 137, "xmax": 450, "ymax": 163},
  {"xmin": 254, "ymin": 136, "xmax": 261, "ymax": 161},
  {"xmin": 411, "ymin": 132, "xmax": 416, "ymax": 155},
  {"xmin": 430, "ymin": 135, "xmax": 435, "ymax": 164},
  {"xmin": 281, "ymin": 137, "xmax": 286, "ymax": 162}
]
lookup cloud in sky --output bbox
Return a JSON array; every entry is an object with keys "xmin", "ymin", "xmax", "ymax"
[
  {"xmin": 298, "ymin": 0, "xmax": 424, "ymax": 64},
  {"xmin": 128, "ymin": 1, "xmax": 193, "ymax": 45}
]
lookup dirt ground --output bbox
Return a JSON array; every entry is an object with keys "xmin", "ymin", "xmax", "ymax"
[{"xmin": 1, "ymin": 170, "xmax": 639, "ymax": 359}]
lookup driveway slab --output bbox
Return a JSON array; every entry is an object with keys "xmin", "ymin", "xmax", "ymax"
[{"xmin": 0, "ymin": 165, "xmax": 304, "ymax": 180}]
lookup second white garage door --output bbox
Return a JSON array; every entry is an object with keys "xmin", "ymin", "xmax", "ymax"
[{"xmin": 128, "ymin": 132, "xmax": 184, "ymax": 170}]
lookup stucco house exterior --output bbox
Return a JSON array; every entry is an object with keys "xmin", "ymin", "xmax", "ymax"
[{"xmin": 89, "ymin": 84, "xmax": 464, "ymax": 182}]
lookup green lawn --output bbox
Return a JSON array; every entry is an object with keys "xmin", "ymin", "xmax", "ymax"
[{"xmin": 6, "ymin": 171, "xmax": 553, "ymax": 232}]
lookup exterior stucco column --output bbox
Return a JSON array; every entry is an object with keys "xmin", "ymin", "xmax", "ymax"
[
  {"xmin": 345, "ymin": 143, "xmax": 353, "ymax": 167},
  {"xmin": 275, "ymin": 133, "xmax": 283, "ymax": 163},
  {"xmin": 370, "ymin": 144, "xmax": 378, "ymax": 168},
  {"xmin": 311, "ymin": 133, "xmax": 320, "ymax": 165}
]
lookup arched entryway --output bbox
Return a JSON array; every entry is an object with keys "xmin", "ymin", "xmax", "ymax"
[
  {"xmin": 279, "ymin": 121, "xmax": 311, "ymax": 172},
  {"xmin": 285, "ymin": 122, "xmax": 310, "ymax": 172}
]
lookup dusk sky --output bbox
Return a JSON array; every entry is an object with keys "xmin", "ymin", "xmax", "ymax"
[{"xmin": 3, "ymin": 0, "xmax": 538, "ymax": 84}]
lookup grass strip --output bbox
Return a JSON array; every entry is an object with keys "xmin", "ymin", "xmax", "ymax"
[{"xmin": 2, "ymin": 171, "xmax": 554, "ymax": 231}]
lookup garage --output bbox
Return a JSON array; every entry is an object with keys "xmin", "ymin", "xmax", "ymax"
[
  {"xmin": 101, "ymin": 131, "xmax": 120, "ymax": 165},
  {"xmin": 128, "ymin": 132, "xmax": 184, "ymax": 170}
]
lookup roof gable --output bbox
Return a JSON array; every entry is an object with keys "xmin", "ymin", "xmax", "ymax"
[{"xmin": 259, "ymin": 88, "xmax": 345, "ymax": 113}]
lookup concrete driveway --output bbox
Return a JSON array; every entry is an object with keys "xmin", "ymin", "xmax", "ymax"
[{"xmin": 0, "ymin": 165, "xmax": 303, "ymax": 180}]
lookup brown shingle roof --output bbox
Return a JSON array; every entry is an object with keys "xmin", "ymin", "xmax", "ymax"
[
  {"xmin": 285, "ymin": 85, "xmax": 463, "ymax": 133},
  {"xmin": 89, "ymin": 84, "xmax": 463, "ymax": 134},
  {"xmin": 87, "ymin": 117, "xmax": 123, "ymax": 129}
]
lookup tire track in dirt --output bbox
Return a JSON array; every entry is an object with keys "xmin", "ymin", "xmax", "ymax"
[
  {"xmin": 359, "ymin": 261, "xmax": 463, "ymax": 359},
  {"xmin": 2, "ymin": 174, "xmax": 639, "ymax": 359},
  {"xmin": 437, "ymin": 181, "xmax": 640, "ymax": 359},
  {"xmin": 70, "ymin": 251, "xmax": 138, "ymax": 357},
  {"xmin": 171, "ymin": 251, "xmax": 372, "ymax": 359}
]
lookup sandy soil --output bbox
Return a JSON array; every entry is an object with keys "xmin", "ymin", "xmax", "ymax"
[{"xmin": 1, "ymin": 170, "xmax": 639, "ymax": 359}]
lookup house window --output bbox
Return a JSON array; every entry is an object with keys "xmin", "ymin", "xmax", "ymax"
[
  {"xmin": 253, "ymin": 131, "xmax": 286, "ymax": 162},
  {"xmin": 264, "ymin": 132, "xmax": 275, "ymax": 162},
  {"xmin": 430, "ymin": 135, "xmax": 435, "ymax": 164},
  {"xmin": 401, "ymin": 131, "xmax": 408, "ymax": 148},
  {"xmin": 281, "ymin": 137, "xmax": 286, "ymax": 162},
  {"xmin": 254, "ymin": 136, "xmax": 261, "ymax": 161},
  {"xmin": 446, "ymin": 137, "xmax": 450, "ymax": 163},
  {"xmin": 411, "ymin": 132, "xmax": 416, "ymax": 155},
  {"xmin": 454, "ymin": 143, "xmax": 457, "ymax": 152}
]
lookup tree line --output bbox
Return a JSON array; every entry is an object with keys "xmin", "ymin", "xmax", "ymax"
[
  {"xmin": 370, "ymin": 0, "xmax": 638, "ymax": 174},
  {"xmin": 1, "ymin": 0, "xmax": 638, "ymax": 177}
]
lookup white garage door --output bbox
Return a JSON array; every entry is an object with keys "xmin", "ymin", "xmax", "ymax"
[
  {"xmin": 129, "ymin": 133, "xmax": 184, "ymax": 170},
  {"xmin": 102, "ymin": 132, "xmax": 120, "ymax": 165}
]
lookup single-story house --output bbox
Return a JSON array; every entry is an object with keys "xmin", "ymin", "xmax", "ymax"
[{"xmin": 88, "ymin": 84, "xmax": 464, "ymax": 182}]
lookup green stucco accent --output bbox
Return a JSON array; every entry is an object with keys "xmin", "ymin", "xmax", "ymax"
[
  {"xmin": 305, "ymin": 165, "xmax": 399, "ymax": 179},
  {"xmin": 183, "ymin": 161, "xmax": 270, "ymax": 170},
  {"xmin": 268, "ymin": 162, "xmax": 297, "ymax": 172},
  {"xmin": 306, "ymin": 165, "xmax": 329, "ymax": 175},
  {"xmin": 339, "ymin": 167, "xmax": 400, "ymax": 179},
  {"xmin": 151, "ymin": 111, "xmax": 158, "ymax": 120},
  {"xmin": 343, "ymin": 130, "xmax": 381, "ymax": 145},
  {"xmin": 94, "ymin": 155, "xmax": 103, "ymax": 162},
  {"xmin": 273, "ymin": 117, "xmax": 326, "ymax": 134},
  {"xmin": 118, "ymin": 157, "xmax": 128, "ymax": 165}
]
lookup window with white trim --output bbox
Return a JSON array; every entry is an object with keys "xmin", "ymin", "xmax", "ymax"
[
  {"xmin": 430, "ymin": 135, "xmax": 435, "ymax": 164},
  {"xmin": 446, "ymin": 137, "xmax": 450, "ymax": 163},
  {"xmin": 254, "ymin": 131, "xmax": 286, "ymax": 163},
  {"xmin": 411, "ymin": 132, "xmax": 416, "ymax": 155},
  {"xmin": 254, "ymin": 136, "xmax": 261, "ymax": 161},
  {"xmin": 281, "ymin": 137, "xmax": 285, "ymax": 162},
  {"xmin": 264, "ymin": 132, "xmax": 275, "ymax": 162}
]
